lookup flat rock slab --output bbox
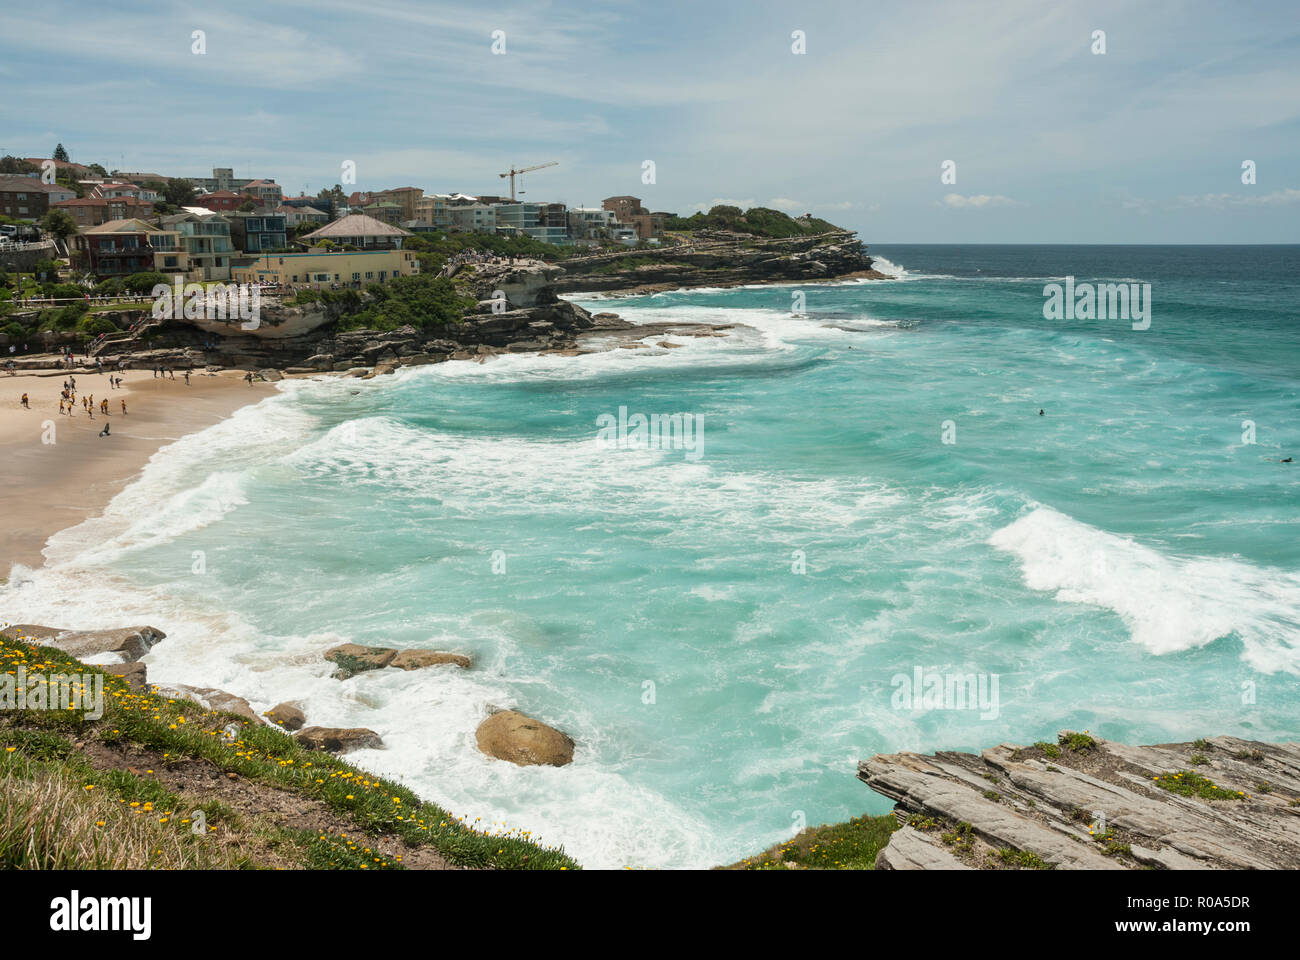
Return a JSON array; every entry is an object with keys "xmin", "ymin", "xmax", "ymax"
[
  {"xmin": 860, "ymin": 731, "xmax": 1300, "ymax": 870},
  {"xmin": 152, "ymin": 684, "xmax": 260, "ymax": 723},
  {"xmin": 325, "ymin": 643, "xmax": 471, "ymax": 678},
  {"xmin": 7, "ymin": 624, "xmax": 165, "ymax": 662}
]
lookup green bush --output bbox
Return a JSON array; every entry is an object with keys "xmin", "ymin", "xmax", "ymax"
[
  {"xmin": 122, "ymin": 271, "xmax": 167, "ymax": 295},
  {"xmin": 79, "ymin": 315, "xmax": 119, "ymax": 336}
]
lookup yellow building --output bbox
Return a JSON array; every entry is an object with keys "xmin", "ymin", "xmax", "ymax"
[{"xmin": 231, "ymin": 248, "xmax": 420, "ymax": 289}]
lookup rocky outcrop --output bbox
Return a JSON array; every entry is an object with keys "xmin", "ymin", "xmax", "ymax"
[
  {"xmin": 151, "ymin": 684, "xmax": 260, "ymax": 723},
  {"xmin": 861, "ymin": 731, "xmax": 1300, "ymax": 870},
  {"xmin": 265, "ymin": 702, "xmax": 306, "ymax": 731},
  {"xmin": 325, "ymin": 642, "xmax": 471, "ymax": 679},
  {"xmin": 8, "ymin": 624, "xmax": 165, "ymax": 663},
  {"xmin": 475, "ymin": 710, "xmax": 575, "ymax": 767},
  {"xmin": 553, "ymin": 230, "xmax": 890, "ymax": 295},
  {"xmin": 457, "ymin": 262, "xmax": 563, "ymax": 308},
  {"xmin": 296, "ymin": 726, "xmax": 383, "ymax": 753},
  {"xmin": 390, "ymin": 650, "xmax": 472, "ymax": 670}
]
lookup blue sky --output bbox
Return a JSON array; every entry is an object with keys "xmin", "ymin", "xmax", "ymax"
[{"xmin": 2, "ymin": 0, "xmax": 1297, "ymax": 242}]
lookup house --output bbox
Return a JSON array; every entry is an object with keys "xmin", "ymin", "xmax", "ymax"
[
  {"xmin": 159, "ymin": 212, "xmax": 235, "ymax": 280},
  {"xmin": 191, "ymin": 190, "xmax": 246, "ymax": 212},
  {"xmin": 71, "ymin": 219, "xmax": 171, "ymax": 276},
  {"xmin": 360, "ymin": 199, "xmax": 404, "ymax": 225},
  {"xmin": 447, "ymin": 203, "xmax": 496, "ymax": 233},
  {"xmin": 242, "ymin": 179, "xmax": 283, "ymax": 205},
  {"xmin": 24, "ymin": 158, "xmax": 96, "ymax": 179},
  {"xmin": 567, "ymin": 207, "xmax": 619, "ymax": 243},
  {"xmin": 493, "ymin": 202, "xmax": 571, "ymax": 245},
  {"xmin": 0, "ymin": 175, "xmax": 78, "ymax": 219},
  {"xmin": 91, "ymin": 182, "xmax": 160, "ymax": 202},
  {"xmin": 299, "ymin": 213, "xmax": 411, "ymax": 250},
  {"xmin": 276, "ymin": 205, "xmax": 329, "ymax": 228},
  {"xmin": 226, "ymin": 211, "xmax": 288, "ymax": 254},
  {"xmin": 51, "ymin": 195, "xmax": 154, "ymax": 227},
  {"xmin": 601, "ymin": 196, "xmax": 663, "ymax": 240},
  {"xmin": 231, "ymin": 248, "xmax": 420, "ymax": 289}
]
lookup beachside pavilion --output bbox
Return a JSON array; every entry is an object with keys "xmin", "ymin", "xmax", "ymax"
[{"xmin": 299, "ymin": 213, "xmax": 410, "ymax": 250}]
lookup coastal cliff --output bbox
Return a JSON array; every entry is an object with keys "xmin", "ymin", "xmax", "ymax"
[{"xmin": 552, "ymin": 229, "xmax": 891, "ymax": 296}]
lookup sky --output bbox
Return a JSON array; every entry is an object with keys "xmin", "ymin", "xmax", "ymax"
[{"xmin": 1, "ymin": 0, "xmax": 1297, "ymax": 242}]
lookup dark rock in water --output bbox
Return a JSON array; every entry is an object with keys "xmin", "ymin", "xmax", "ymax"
[
  {"xmin": 390, "ymin": 650, "xmax": 471, "ymax": 670},
  {"xmin": 297, "ymin": 726, "xmax": 383, "ymax": 753},
  {"xmin": 8, "ymin": 624, "xmax": 166, "ymax": 662},
  {"xmin": 325, "ymin": 643, "xmax": 397, "ymax": 679},
  {"xmin": 862, "ymin": 731, "xmax": 1300, "ymax": 870},
  {"xmin": 475, "ymin": 710, "xmax": 574, "ymax": 767}
]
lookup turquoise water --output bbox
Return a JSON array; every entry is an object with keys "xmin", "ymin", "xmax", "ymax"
[{"xmin": 7, "ymin": 244, "xmax": 1299, "ymax": 868}]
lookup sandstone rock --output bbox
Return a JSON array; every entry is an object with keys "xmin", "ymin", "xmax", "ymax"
[
  {"xmin": 860, "ymin": 732, "xmax": 1300, "ymax": 870},
  {"xmin": 152, "ymin": 684, "xmax": 260, "ymax": 723},
  {"xmin": 390, "ymin": 650, "xmax": 471, "ymax": 671},
  {"xmin": 7, "ymin": 624, "xmax": 166, "ymax": 662},
  {"xmin": 266, "ymin": 702, "xmax": 306, "ymax": 731},
  {"xmin": 297, "ymin": 726, "xmax": 383, "ymax": 753},
  {"xmin": 325, "ymin": 643, "xmax": 396, "ymax": 679},
  {"xmin": 475, "ymin": 710, "xmax": 574, "ymax": 767},
  {"xmin": 100, "ymin": 661, "xmax": 148, "ymax": 692}
]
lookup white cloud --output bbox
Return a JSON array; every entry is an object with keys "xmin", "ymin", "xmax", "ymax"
[
  {"xmin": 939, "ymin": 193, "xmax": 1022, "ymax": 209},
  {"xmin": 1172, "ymin": 188, "xmax": 1300, "ymax": 209}
]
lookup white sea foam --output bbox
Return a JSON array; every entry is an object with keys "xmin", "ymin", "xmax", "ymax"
[{"xmin": 990, "ymin": 506, "xmax": 1300, "ymax": 673}]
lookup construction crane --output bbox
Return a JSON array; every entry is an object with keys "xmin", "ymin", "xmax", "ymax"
[{"xmin": 499, "ymin": 161, "xmax": 558, "ymax": 201}]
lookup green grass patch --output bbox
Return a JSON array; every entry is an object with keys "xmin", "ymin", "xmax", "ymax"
[{"xmin": 1152, "ymin": 770, "xmax": 1247, "ymax": 801}]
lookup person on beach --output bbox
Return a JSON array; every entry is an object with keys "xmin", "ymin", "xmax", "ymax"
[
  {"xmin": 244, "ymin": 371, "xmax": 254, "ymax": 385},
  {"xmin": 20, "ymin": 392, "xmax": 29, "ymax": 408},
  {"xmin": 100, "ymin": 398, "xmax": 108, "ymax": 415},
  {"xmin": 169, "ymin": 368, "xmax": 175, "ymax": 380},
  {"xmin": 120, "ymin": 398, "xmax": 127, "ymax": 415},
  {"xmin": 184, "ymin": 370, "xmax": 190, "ymax": 385},
  {"xmin": 99, "ymin": 423, "xmax": 110, "ymax": 437}
]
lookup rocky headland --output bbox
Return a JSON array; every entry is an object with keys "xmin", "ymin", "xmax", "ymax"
[{"xmin": 552, "ymin": 229, "xmax": 892, "ymax": 296}]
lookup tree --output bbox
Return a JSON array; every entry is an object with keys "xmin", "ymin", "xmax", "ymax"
[
  {"xmin": 40, "ymin": 209, "xmax": 77, "ymax": 243},
  {"xmin": 162, "ymin": 179, "xmax": 197, "ymax": 208},
  {"xmin": 238, "ymin": 200, "xmax": 256, "ymax": 212},
  {"xmin": 87, "ymin": 163, "xmax": 108, "ymax": 177},
  {"xmin": 0, "ymin": 156, "xmax": 38, "ymax": 175},
  {"xmin": 53, "ymin": 143, "xmax": 70, "ymax": 162}
]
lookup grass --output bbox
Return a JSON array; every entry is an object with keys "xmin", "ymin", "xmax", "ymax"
[
  {"xmin": 1152, "ymin": 770, "xmax": 1247, "ymax": 801},
  {"xmin": 0, "ymin": 736, "xmax": 247, "ymax": 869},
  {"xmin": 730, "ymin": 814, "xmax": 899, "ymax": 870},
  {"xmin": 0, "ymin": 630, "xmax": 580, "ymax": 870},
  {"xmin": 1033, "ymin": 741, "xmax": 1061, "ymax": 759},
  {"xmin": 994, "ymin": 847, "xmax": 1054, "ymax": 870},
  {"xmin": 1059, "ymin": 731, "xmax": 1097, "ymax": 753}
]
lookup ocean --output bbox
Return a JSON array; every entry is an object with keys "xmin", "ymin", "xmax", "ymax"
[{"xmin": 5, "ymin": 243, "xmax": 1298, "ymax": 869}]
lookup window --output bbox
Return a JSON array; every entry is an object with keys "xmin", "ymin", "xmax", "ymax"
[
  {"xmin": 351, "ymin": 272, "xmax": 360, "ymax": 281},
  {"xmin": 164, "ymin": 256, "xmax": 178, "ymax": 267},
  {"xmin": 365, "ymin": 272, "xmax": 373, "ymax": 279}
]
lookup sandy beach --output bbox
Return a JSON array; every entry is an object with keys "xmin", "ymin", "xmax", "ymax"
[{"xmin": 1, "ymin": 367, "xmax": 274, "ymax": 576}]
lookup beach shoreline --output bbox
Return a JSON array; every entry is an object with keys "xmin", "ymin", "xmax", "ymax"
[{"xmin": 1, "ymin": 367, "xmax": 275, "ymax": 577}]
